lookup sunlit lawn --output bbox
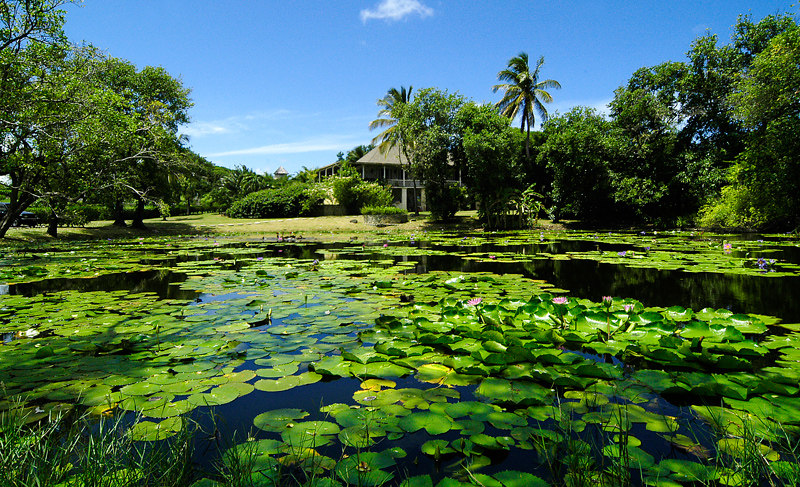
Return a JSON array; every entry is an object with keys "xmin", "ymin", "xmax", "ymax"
[{"xmin": 3, "ymin": 210, "xmax": 491, "ymax": 243}]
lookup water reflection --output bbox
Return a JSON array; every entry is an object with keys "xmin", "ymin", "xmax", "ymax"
[{"xmin": 8, "ymin": 269, "xmax": 200, "ymax": 301}]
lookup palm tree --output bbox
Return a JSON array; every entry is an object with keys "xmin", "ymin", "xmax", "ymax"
[
  {"xmin": 493, "ymin": 53, "xmax": 561, "ymax": 158},
  {"xmin": 369, "ymin": 86, "xmax": 413, "ymax": 154},
  {"xmin": 368, "ymin": 86, "xmax": 420, "ymax": 213}
]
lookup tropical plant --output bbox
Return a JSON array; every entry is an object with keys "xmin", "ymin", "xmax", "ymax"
[
  {"xmin": 395, "ymin": 87, "xmax": 466, "ymax": 220},
  {"xmin": 369, "ymin": 86, "xmax": 420, "ymax": 212},
  {"xmin": 369, "ymin": 86, "xmax": 413, "ymax": 154},
  {"xmin": 227, "ymin": 181, "xmax": 324, "ymax": 218},
  {"xmin": 331, "ymin": 162, "xmax": 392, "ymax": 214},
  {"xmin": 493, "ymin": 52, "xmax": 561, "ymax": 158}
]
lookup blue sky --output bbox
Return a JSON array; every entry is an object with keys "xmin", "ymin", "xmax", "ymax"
[{"xmin": 63, "ymin": 0, "xmax": 795, "ymax": 177}]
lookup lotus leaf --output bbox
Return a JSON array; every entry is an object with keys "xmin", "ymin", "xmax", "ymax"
[
  {"xmin": 492, "ymin": 470, "xmax": 549, "ymax": 487},
  {"xmin": 334, "ymin": 451, "xmax": 395, "ymax": 487},
  {"xmin": 129, "ymin": 417, "xmax": 183, "ymax": 441},
  {"xmin": 253, "ymin": 408, "xmax": 309, "ymax": 432}
]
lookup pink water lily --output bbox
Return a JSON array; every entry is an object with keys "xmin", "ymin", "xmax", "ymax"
[
  {"xmin": 467, "ymin": 297, "xmax": 482, "ymax": 306},
  {"xmin": 552, "ymin": 296, "xmax": 568, "ymax": 305},
  {"xmin": 623, "ymin": 304, "xmax": 635, "ymax": 313}
]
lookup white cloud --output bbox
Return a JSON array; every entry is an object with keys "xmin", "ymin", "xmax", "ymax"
[
  {"xmin": 207, "ymin": 135, "xmax": 363, "ymax": 158},
  {"xmin": 181, "ymin": 110, "xmax": 295, "ymax": 138},
  {"xmin": 181, "ymin": 122, "xmax": 232, "ymax": 137},
  {"xmin": 360, "ymin": 0, "xmax": 433, "ymax": 23}
]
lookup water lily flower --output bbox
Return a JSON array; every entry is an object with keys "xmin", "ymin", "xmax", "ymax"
[
  {"xmin": 467, "ymin": 297, "xmax": 482, "ymax": 306},
  {"xmin": 602, "ymin": 296, "xmax": 612, "ymax": 307},
  {"xmin": 383, "ymin": 243, "xmax": 388, "ymax": 248},
  {"xmin": 723, "ymin": 242, "xmax": 732, "ymax": 253},
  {"xmin": 618, "ymin": 251, "xmax": 626, "ymax": 257},
  {"xmin": 489, "ymin": 255, "xmax": 496, "ymax": 260},
  {"xmin": 312, "ymin": 259, "xmax": 319, "ymax": 265},
  {"xmin": 623, "ymin": 304, "xmax": 635, "ymax": 313},
  {"xmin": 256, "ymin": 257, "xmax": 263, "ymax": 261},
  {"xmin": 552, "ymin": 296, "xmax": 568, "ymax": 305}
]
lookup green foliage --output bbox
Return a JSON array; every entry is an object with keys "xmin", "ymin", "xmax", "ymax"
[
  {"xmin": 227, "ymin": 182, "xmax": 324, "ymax": 218},
  {"xmin": 715, "ymin": 25, "xmax": 800, "ymax": 229},
  {"xmin": 0, "ymin": 407, "xmax": 196, "ymax": 486},
  {"xmin": 396, "ymin": 88, "xmax": 467, "ymax": 220},
  {"xmin": 538, "ymin": 107, "xmax": 614, "ymax": 220},
  {"xmin": 331, "ymin": 163, "xmax": 392, "ymax": 214},
  {"xmin": 361, "ymin": 205, "xmax": 407, "ymax": 216},
  {"xmin": 493, "ymin": 52, "xmax": 561, "ymax": 158},
  {"xmin": 369, "ymin": 86, "xmax": 413, "ymax": 154},
  {"xmin": 460, "ymin": 102, "xmax": 530, "ymax": 227}
]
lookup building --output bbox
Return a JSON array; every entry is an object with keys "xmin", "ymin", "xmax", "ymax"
[
  {"xmin": 318, "ymin": 146, "xmax": 427, "ymax": 211},
  {"xmin": 273, "ymin": 166, "xmax": 289, "ymax": 179}
]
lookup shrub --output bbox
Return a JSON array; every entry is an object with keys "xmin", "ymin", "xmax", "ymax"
[
  {"xmin": 361, "ymin": 205, "xmax": 408, "ymax": 216},
  {"xmin": 28, "ymin": 204, "xmax": 107, "ymax": 226},
  {"xmin": 427, "ymin": 182, "xmax": 465, "ymax": 221},
  {"xmin": 331, "ymin": 164, "xmax": 392, "ymax": 214},
  {"xmin": 227, "ymin": 182, "xmax": 324, "ymax": 218}
]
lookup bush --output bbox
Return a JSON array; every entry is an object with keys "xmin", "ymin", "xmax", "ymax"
[
  {"xmin": 227, "ymin": 182, "xmax": 324, "ymax": 218},
  {"xmin": 427, "ymin": 182, "xmax": 465, "ymax": 221},
  {"xmin": 28, "ymin": 204, "xmax": 107, "ymax": 226},
  {"xmin": 361, "ymin": 205, "xmax": 408, "ymax": 216},
  {"xmin": 331, "ymin": 164, "xmax": 392, "ymax": 214}
]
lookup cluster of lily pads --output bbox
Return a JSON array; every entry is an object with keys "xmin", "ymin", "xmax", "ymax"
[{"xmin": 1, "ymin": 233, "xmax": 800, "ymax": 486}]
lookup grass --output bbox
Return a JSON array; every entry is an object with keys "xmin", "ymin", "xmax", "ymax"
[
  {"xmin": 0, "ymin": 403, "xmax": 196, "ymax": 487},
  {"xmin": 1, "ymin": 211, "xmax": 494, "ymax": 243}
]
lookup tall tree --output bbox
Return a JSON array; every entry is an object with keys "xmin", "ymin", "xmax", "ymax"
[
  {"xmin": 395, "ymin": 87, "xmax": 466, "ymax": 220},
  {"xmin": 368, "ymin": 86, "xmax": 420, "ymax": 212},
  {"xmin": 721, "ymin": 25, "xmax": 800, "ymax": 228},
  {"xmin": 493, "ymin": 53, "xmax": 561, "ymax": 158},
  {"xmin": 369, "ymin": 86, "xmax": 412, "ymax": 153}
]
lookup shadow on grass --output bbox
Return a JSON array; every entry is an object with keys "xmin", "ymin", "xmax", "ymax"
[
  {"xmin": 3, "ymin": 221, "xmax": 209, "ymax": 242},
  {"xmin": 417, "ymin": 214, "xmax": 483, "ymax": 232}
]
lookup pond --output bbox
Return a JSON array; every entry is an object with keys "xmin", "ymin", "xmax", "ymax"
[{"xmin": 2, "ymin": 230, "xmax": 800, "ymax": 486}]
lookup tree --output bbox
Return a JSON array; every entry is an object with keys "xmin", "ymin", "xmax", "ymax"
[
  {"xmin": 395, "ymin": 88, "xmax": 466, "ymax": 220},
  {"xmin": 368, "ymin": 86, "xmax": 419, "ymax": 212},
  {"xmin": 607, "ymin": 12, "xmax": 797, "ymax": 227},
  {"xmin": 703, "ymin": 25, "xmax": 800, "ymax": 228},
  {"xmin": 0, "ymin": 0, "xmax": 79, "ymax": 235},
  {"xmin": 0, "ymin": 42, "xmax": 114, "ymax": 236},
  {"xmin": 493, "ymin": 52, "xmax": 561, "ymax": 159},
  {"xmin": 369, "ymin": 86, "xmax": 413, "ymax": 154},
  {"xmin": 0, "ymin": 0, "xmax": 73, "ymax": 54},
  {"xmin": 459, "ymin": 102, "xmax": 527, "ymax": 228},
  {"xmin": 538, "ymin": 107, "xmax": 615, "ymax": 220}
]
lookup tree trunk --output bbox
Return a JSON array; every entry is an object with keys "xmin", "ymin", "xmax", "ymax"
[
  {"xmin": 131, "ymin": 197, "xmax": 146, "ymax": 229},
  {"xmin": 0, "ymin": 214, "xmax": 14, "ymax": 238},
  {"xmin": 47, "ymin": 211, "xmax": 58, "ymax": 238},
  {"xmin": 0, "ymin": 192, "xmax": 35, "ymax": 238},
  {"xmin": 112, "ymin": 198, "xmax": 127, "ymax": 227}
]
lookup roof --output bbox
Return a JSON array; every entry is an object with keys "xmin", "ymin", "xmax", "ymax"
[
  {"xmin": 273, "ymin": 166, "xmax": 289, "ymax": 175},
  {"xmin": 318, "ymin": 146, "xmax": 409, "ymax": 172},
  {"xmin": 356, "ymin": 146, "xmax": 408, "ymax": 166}
]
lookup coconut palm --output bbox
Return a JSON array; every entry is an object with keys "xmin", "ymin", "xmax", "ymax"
[
  {"xmin": 493, "ymin": 53, "xmax": 561, "ymax": 158},
  {"xmin": 369, "ymin": 86, "xmax": 413, "ymax": 154},
  {"xmin": 368, "ymin": 86, "xmax": 420, "ymax": 213}
]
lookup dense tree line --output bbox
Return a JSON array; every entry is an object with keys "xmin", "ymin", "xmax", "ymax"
[
  {"xmin": 369, "ymin": 11, "xmax": 799, "ymax": 230},
  {"xmin": 0, "ymin": 0, "xmax": 197, "ymax": 237},
  {"xmin": 3, "ymin": 2, "xmax": 796, "ymax": 234},
  {"xmin": 540, "ymin": 12, "xmax": 799, "ymax": 229}
]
